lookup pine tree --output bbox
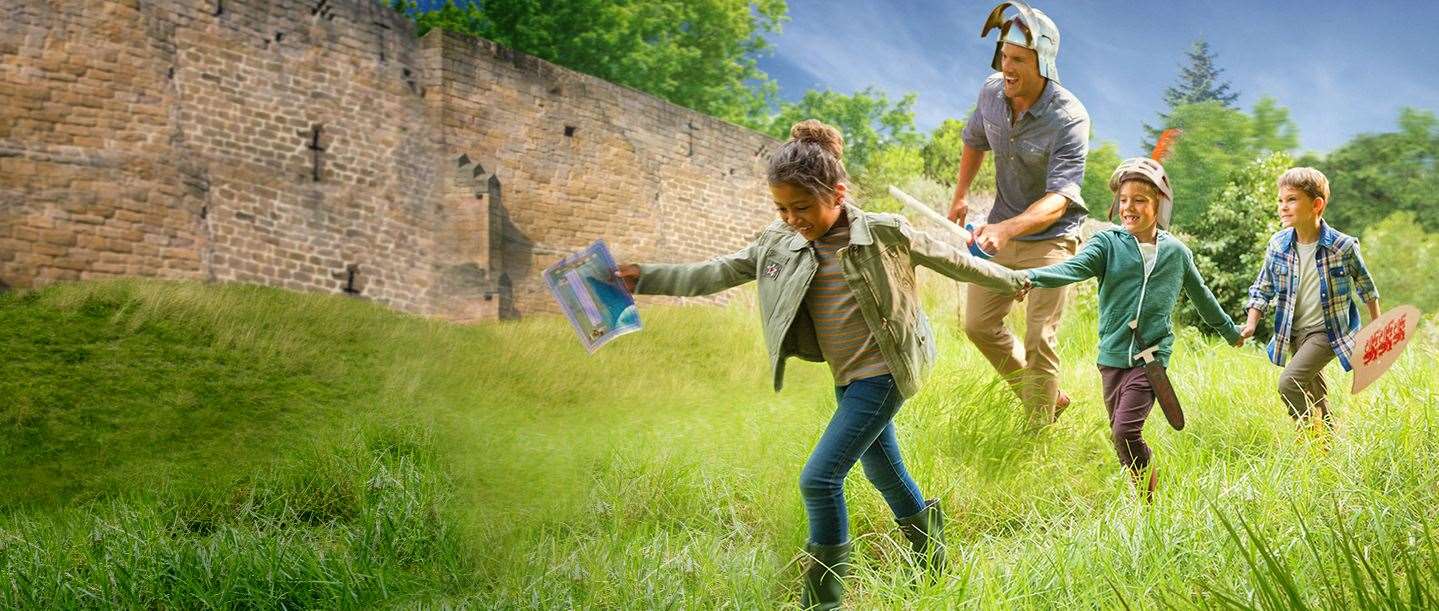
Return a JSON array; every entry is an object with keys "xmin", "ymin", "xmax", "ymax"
[{"xmin": 1142, "ymin": 39, "xmax": 1240, "ymax": 150}]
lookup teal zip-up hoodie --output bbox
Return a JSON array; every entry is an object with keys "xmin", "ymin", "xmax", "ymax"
[{"xmin": 1026, "ymin": 228, "xmax": 1241, "ymax": 368}]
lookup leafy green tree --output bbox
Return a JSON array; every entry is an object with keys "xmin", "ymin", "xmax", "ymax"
[
  {"xmin": 1360, "ymin": 212, "xmax": 1439, "ymax": 313},
  {"xmin": 1080, "ymin": 141, "xmax": 1122, "ymax": 219},
  {"xmin": 919, "ymin": 117, "xmax": 995, "ymax": 191},
  {"xmin": 388, "ymin": 0, "xmax": 786, "ymax": 129},
  {"xmin": 1143, "ymin": 39, "xmax": 1240, "ymax": 149},
  {"xmin": 1176, "ymin": 151, "xmax": 1290, "ymax": 336},
  {"xmin": 1312, "ymin": 108, "xmax": 1439, "ymax": 234},
  {"xmin": 1159, "ymin": 102, "xmax": 1255, "ymax": 227},
  {"xmin": 1248, "ymin": 97, "xmax": 1299, "ymax": 153},
  {"xmin": 853, "ymin": 144, "xmax": 924, "ymax": 213},
  {"xmin": 1159, "ymin": 98, "xmax": 1297, "ymax": 227},
  {"xmin": 766, "ymin": 87, "xmax": 921, "ymax": 175}
]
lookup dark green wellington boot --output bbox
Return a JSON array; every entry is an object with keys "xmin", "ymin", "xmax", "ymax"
[
  {"xmin": 801, "ymin": 540, "xmax": 852, "ymax": 610},
  {"xmin": 895, "ymin": 498, "xmax": 946, "ymax": 577}
]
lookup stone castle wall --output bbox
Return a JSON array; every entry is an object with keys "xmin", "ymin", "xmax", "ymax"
[{"xmin": 1, "ymin": 0, "xmax": 779, "ymax": 320}]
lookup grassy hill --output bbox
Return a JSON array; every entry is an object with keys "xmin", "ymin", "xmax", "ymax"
[{"xmin": 2, "ymin": 279, "xmax": 1436, "ymax": 608}]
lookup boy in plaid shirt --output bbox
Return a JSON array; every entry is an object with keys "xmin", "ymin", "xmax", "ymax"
[{"xmin": 1239, "ymin": 167, "xmax": 1381, "ymax": 427}]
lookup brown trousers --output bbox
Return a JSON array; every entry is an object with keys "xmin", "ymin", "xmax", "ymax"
[
  {"xmin": 1099, "ymin": 365, "xmax": 1155, "ymax": 471},
  {"xmin": 962, "ymin": 235, "xmax": 1079, "ymax": 421}
]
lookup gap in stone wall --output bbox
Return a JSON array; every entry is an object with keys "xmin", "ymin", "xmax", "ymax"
[{"xmin": 311, "ymin": 0, "xmax": 335, "ymax": 21}]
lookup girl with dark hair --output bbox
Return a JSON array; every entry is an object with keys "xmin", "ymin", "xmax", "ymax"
[{"xmin": 616, "ymin": 120, "xmax": 1029, "ymax": 608}]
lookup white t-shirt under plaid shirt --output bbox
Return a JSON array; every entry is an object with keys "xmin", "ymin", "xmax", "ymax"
[
  {"xmin": 1245, "ymin": 221, "xmax": 1380, "ymax": 371},
  {"xmin": 805, "ymin": 222, "xmax": 890, "ymax": 385},
  {"xmin": 1294, "ymin": 240, "xmax": 1325, "ymax": 331}
]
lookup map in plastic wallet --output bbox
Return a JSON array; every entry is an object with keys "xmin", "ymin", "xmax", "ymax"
[{"xmin": 543, "ymin": 240, "xmax": 642, "ymax": 353}]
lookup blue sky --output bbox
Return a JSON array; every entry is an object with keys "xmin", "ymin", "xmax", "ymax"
[{"xmin": 756, "ymin": 0, "xmax": 1439, "ymax": 157}]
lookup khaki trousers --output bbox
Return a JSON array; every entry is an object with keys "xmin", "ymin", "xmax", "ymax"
[
  {"xmin": 1279, "ymin": 326, "xmax": 1333, "ymax": 423},
  {"xmin": 962, "ymin": 235, "xmax": 1079, "ymax": 422}
]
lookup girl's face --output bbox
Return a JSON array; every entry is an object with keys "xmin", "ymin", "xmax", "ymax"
[
  {"xmin": 1117, "ymin": 180, "xmax": 1159, "ymax": 239},
  {"xmin": 771, "ymin": 182, "xmax": 846, "ymax": 241}
]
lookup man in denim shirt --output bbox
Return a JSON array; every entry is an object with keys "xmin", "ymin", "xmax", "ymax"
[{"xmin": 947, "ymin": 1, "xmax": 1090, "ymax": 422}]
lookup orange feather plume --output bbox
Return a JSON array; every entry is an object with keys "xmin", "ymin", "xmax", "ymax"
[{"xmin": 1150, "ymin": 128, "xmax": 1182, "ymax": 163}]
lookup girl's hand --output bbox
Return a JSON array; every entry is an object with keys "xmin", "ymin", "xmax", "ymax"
[
  {"xmin": 1014, "ymin": 276, "xmax": 1031, "ymax": 303},
  {"xmin": 614, "ymin": 264, "xmax": 641, "ymax": 293}
]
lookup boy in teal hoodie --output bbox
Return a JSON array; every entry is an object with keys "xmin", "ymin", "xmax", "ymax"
[{"xmin": 1024, "ymin": 158, "xmax": 1241, "ymax": 499}]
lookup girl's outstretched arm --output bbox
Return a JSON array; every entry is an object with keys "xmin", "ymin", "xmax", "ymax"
[
  {"xmin": 618, "ymin": 240, "xmax": 760, "ymax": 297},
  {"xmin": 901, "ymin": 220, "xmax": 1028, "ymax": 295}
]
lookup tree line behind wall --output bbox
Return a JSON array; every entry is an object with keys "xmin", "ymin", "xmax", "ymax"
[{"xmin": 388, "ymin": 3, "xmax": 1439, "ymax": 318}]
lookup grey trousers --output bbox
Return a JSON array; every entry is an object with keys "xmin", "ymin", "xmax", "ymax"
[{"xmin": 1279, "ymin": 326, "xmax": 1334, "ymax": 421}]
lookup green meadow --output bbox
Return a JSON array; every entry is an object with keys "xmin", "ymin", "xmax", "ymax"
[{"xmin": 2, "ymin": 279, "xmax": 1436, "ymax": 608}]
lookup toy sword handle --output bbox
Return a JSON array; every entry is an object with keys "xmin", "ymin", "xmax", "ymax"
[{"xmin": 888, "ymin": 185, "xmax": 975, "ymax": 243}]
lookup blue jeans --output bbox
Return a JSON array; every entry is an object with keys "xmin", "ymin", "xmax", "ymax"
[{"xmin": 799, "ymin": 374, "xmax": 926, "ymax": 545}]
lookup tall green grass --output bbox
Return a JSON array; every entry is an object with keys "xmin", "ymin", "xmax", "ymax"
[{"xmin": 2, "ymin": 279, "xmax": 1436, "ymax": 608}]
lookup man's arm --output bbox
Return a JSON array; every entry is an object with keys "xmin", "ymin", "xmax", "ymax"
[
  {"xmin": 947, "ymin": 144, "xmax": 988, "ymax": 223},
  {"xmin": 973, "ymin": 192, "xmax": 1070, "ymax": 254},
  {"xmin": 951, "ymin": 101, "xmax": 993, "ymax": 223},
  {"xmin": 974, "ymin": 114, "xmax": 1088, "ymax": 252}
]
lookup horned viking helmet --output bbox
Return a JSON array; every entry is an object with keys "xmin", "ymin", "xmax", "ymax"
[{"xmin": 981, "ymin": 1, "xmax": 1062, "ymax": 83}]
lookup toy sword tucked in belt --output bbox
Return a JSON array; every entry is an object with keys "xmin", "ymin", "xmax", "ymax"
[{"xmin": 1133, "ymin": 337, "xmax": 1184, "ymax": 431}]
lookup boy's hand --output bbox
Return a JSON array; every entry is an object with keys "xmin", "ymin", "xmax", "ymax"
[
  {"xmin": 1014, "ymin": 275, "xmax": 1031, "ymax": 303},
  {"xmin": 614, "ymin": 264, "xmax": 640, "ymax": 293},
  {"xmin": 1234, "ymin": 322, "xmax": 1256, "ymax": 347}
]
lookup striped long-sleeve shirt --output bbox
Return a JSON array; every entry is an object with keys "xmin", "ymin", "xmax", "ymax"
[{"xmin": 805, "ymin": 222, "xmax": 890, "ymax": 385}]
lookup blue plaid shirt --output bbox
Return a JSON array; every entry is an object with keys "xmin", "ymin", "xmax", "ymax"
[{"xmin": 1245, "ymin": 221, "xmax": 1379, "ymax": 371}]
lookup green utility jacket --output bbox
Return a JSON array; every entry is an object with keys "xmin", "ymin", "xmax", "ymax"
[
  {"xmin": 1026, "ymin": 228, "xmax": 1241, "ymax": 368},
  {"xmin": 637, "ymin": 203, "xmax": 1028, "ymax": 398}
]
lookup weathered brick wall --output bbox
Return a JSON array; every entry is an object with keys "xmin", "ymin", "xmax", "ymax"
[
  {"xmin": 2, "ymin": 0, "xmax": 441, "ymax": 313},
  {"xmin": 1, "ymin": 1, "xmax": 204, "ymax": 288},
  {"xmin": 1, "ymin": 0, "xmax": 780, "ymax": 319},
  {"xmin": 435, "ymin": 33, "xmax": 778, "ymax": 317},
  {"xmin": 163, "ymin": 0, "xmax": 443, "ymax": 314}
]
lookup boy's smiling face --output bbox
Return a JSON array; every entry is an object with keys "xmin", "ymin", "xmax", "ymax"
[
  {"xmin": 772, "ymin": 182, "xmax": 844, "ymax": 241},
  {"xmin": 1277, "ymin": 185, "xmax": 1324, "ymax": 229},
  {"xmin": 1117, "ymin": 180, "xmax": 1159, "ymax": 240}
]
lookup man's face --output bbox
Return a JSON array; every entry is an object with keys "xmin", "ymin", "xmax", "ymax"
[{"xmin": 998, "ymin": 42, "xmax": 1044, "ymax": 100}]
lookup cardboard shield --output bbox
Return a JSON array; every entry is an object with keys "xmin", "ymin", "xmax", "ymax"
[{"xmin": 1351, "ymin": 305, "xmax": 1421, "ymax": 394}]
